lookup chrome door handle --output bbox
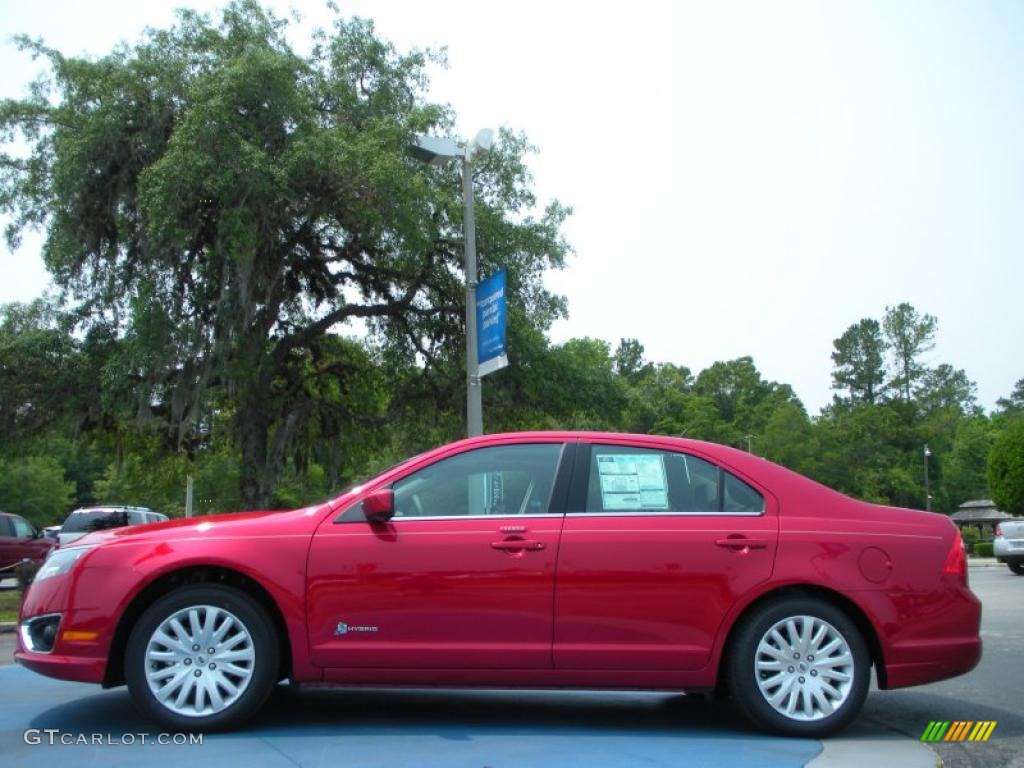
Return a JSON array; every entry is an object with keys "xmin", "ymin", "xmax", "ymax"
[
  {"xmin": 491, "ymin": 539, "xmax": 545, "ymax": 552},
  {"xmin": 715, "ymin": 537, "xmax": 768, "ymax": 550}
]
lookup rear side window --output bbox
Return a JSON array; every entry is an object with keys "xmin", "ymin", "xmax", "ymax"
[
  {"xmin": 585, "ymin": 445, "xmax": 764, "ymax": 514},
  {"xmin": 62, "ymin": 510, "xmax": 130, "ymax": 534}
]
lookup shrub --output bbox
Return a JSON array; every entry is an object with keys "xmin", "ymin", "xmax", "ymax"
[
  {"xmin": 960, "ymin": 526, "xmax": 980, "ymax": 553},
  {"xmin": 14, "ymin": 559, "xmax": 41, "ymax": 589},
  {"xmin": 973, "ymin": 541, "xmax": 994, "ymax": 558}
]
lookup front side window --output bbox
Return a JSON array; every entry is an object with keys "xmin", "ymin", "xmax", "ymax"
[
  {"xmin": 11, "ymin": 516, "xmax": 34, "ymax": 538},
  {"xmin": 391, "ymin": 443, "xmax": 563, "ymax": 518},
  {"xmin": 585, "ymin": 445, "xmax": 764, "ymax": 514}
]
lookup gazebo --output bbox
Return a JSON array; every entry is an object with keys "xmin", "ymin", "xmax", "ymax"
[{"xmin": 950, "ymin": 499, "xmax": 1015, "ymax": 541}]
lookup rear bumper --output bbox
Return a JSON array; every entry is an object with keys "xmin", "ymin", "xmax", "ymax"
[
  {"xmin": 878, "ymin": 585, "xmax": 982, "ymax": 689},
  {"xmin": 883, "ymin": 636, "xmax": 982, "ymax": 688},
  {"xmin": 993, "ymin": 540, "xmax": 1024, "ymax": 559}
]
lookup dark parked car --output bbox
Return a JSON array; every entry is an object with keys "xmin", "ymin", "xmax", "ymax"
[
  {"xmin": 0, "ymin": 512, "xmax": 55, "ymax": 572},
  {"xmin": 17, "ymin": 432, "xmax": 980, "ymax": 736}
]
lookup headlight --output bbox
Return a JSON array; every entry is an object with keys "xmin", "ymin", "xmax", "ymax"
[{"xmin": 34, "ymin": 546, "xmax": 94, "ymax": 583}]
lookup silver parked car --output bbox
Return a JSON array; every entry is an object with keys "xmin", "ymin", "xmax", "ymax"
[
  {"xmin": 57, "ymin": 506, "xmax": 168, "ymax": 547},
  {"xmin": 994, "ymin": 520, "xmax": 1024, "ymax": 575}
]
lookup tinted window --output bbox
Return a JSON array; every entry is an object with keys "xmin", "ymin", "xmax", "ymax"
[
  {"xmin": 585, "ymin": 445, "xmax": 763, "ymax": 514},
  {"xmin": 11, "ymin": 516, "xmax": 34, "ymax": 538},
  {"xmin": 0, "ymin": 516, "xmax": 12, "ymax": 537},
  {"xmin": 62, "ymin": 510, "xmax": 130, "ymax": 534},
  {"xmin": 724, "ymin": 472, "xmax": 765, "ymax": 513},
  {"xmin": 392, "ymin": 444, "xmax": 563, "ymax": 518}
]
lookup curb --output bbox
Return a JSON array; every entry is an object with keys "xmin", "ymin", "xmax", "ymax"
[
  {"xmin": 810, "ymin": 719, "xmax": 941, "ymax": 768},
  {"xmin": 0, "ymin": 622, "xmax": 15, "ymax": 634}
]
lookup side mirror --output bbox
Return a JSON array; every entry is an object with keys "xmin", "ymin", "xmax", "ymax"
[{"xmin": 362, "ymin": 488, "xmax": 395, "ymax": 523}]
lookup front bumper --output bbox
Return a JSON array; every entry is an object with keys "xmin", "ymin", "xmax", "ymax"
[{"xmin": 15, "ymin": 649, "xmax": 107, "ymax": 683}]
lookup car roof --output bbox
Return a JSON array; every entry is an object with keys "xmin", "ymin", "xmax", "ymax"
[{"xmin": 67, "ymin": 506, "xmax": 154, "ymax": 514}]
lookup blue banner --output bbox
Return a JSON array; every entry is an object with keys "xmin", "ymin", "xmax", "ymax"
[{"xmin": 476, "ymin": 269, "xmax": 508, "ymax": 377}]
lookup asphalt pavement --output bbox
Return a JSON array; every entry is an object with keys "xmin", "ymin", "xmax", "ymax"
[
  {"xmin": 0, "ymin": 561, "xmax": 1015, "ymax": 767},
  {"xmin": 859, "ymin": 564, "xmax": 1023, "ymax": 768}
]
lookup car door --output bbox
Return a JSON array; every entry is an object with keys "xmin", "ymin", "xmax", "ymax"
[
  {"xmin": 8, "ymin": 515, "xmax": 42, "ymax": 562},
  {"xmin": 307, "ymin": 440, "xmax": 573, "ymax": 669},
  {"xmin": 0, "ymin": 515, "xmax": 17, "ymax": 570},
  {"xmin": 553, "ymin": 440, "xmax": 778, "ymax": 670}
]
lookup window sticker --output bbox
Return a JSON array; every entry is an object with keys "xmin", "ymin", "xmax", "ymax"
[{"xmin": 596, "ymin": 454, "xmax": 669, "ymax": 511}]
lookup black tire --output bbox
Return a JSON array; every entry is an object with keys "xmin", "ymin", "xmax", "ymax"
[
  {"xmin": 125, "ymin": 584, "xmax": 279, "ymax": 731},
  {"xmin": 726, "ymin": 597, "xmax": 870, "ymax": 737},
  {"xmin": 1008, "ymin": 562, "xmax": 1024, "ymax": 575}
]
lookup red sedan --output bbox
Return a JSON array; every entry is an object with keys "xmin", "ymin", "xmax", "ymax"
[{"xmin": 16, "ymin": 432, "xmax": 981, "ymax": 736}]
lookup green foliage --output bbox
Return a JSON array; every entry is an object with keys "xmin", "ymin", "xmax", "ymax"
[
  {"xmin": 989, "ymin": 418, "xmax": 1024, "ymax": 516},
  {"xmin": 960, "ymin": 526, "xmax": 980, "ymax": 553},
  {"xmin": 15, "ymin": 559, "xmax": 41, "ymax": 589},
  {"xmin": 883, "ymin": 303, "xmax": 937, "ymax": 402},
  {"xmin": 0, "ymin": 2, "xmax": 1007, "ymax": 518},
  {"xmin": 0, "ymin": 1, "xmax": 570, "ymax": 509},
  {"xmin": 943, "ymin": 417, "xmax": 995, "ymax": 508},
  {"xmin": 972, "ymin": 541, "xmax": 993, "ymax": 558},
  {"xmin": 996, "ymin": 378, "xmax": 1024, "ymax": 417},
  {"xmin": 831, "ymin": 318, "xmax": 886, "ymax": 404},
  {"xmin": 272, "ymin": 461, "xmax": 329, "ymax": 509},
  {"xmin": 92, "ymin": 441, "xmax": 191, "ymax": 516},
  {"xmin": 0, "ymin": 456, "xmax": 75, "ymax": 526},
  {"xmin": 0, "ymin": 301, "xmax": 81, "ymax": 447}
]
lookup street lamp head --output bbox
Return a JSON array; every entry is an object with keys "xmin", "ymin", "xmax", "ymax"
[
  {"xmin": 468, "ymin": 128, "xmax": 494, "ymax": 158},
  {"xmin": 409, "ymin": 134, "xmax": 462, "ymax": 167}
]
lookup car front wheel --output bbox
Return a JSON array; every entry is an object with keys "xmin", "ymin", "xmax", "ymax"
[
  {"xmin": 125, "ymin": 584, "xmax": 279, "ymax": 731},
  {"xmin": 727, "ymin": 597, "xmax": 870, "ymax": 737}
]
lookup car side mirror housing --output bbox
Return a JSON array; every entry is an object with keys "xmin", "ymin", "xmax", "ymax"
[{"xmin": 363, "ymin": 488, "xmax": 395, "ymax": 523}]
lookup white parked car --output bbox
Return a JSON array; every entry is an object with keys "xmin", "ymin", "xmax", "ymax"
[
  {"xmin": 994, "ymin": 520, "xmax": 1024, "ymax": 575},
  {"xmin": 57, "ymin": 506, "xmax": 168, "ymax": 547}
]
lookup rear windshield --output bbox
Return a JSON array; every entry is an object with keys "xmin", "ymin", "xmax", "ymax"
[{"xmin": 62, "ymin": 510, "xmax": 131, "ymax": 534}]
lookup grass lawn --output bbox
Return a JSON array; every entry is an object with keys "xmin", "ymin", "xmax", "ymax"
[{"xmin": 0, "ymin": 588, "xmax": 22, "ymax": 623}]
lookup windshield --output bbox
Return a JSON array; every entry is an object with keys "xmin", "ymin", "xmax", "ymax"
[{"xmin": 62, "ymin": 509, "xmax": 130, "ymax": 534}]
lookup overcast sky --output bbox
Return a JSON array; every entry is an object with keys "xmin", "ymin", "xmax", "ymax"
[{"xmin": 2, "ymin": 0, "xmax": 1021, "ymax": 415}]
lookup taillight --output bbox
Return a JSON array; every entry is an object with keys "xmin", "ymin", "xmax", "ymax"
[
  {"xmin": 943, "ymin": 534, "xmax": 967, "ymax": 582},
  {"xmin": 995, "ymin": 524, "xmax": 1003, "ymax": 538}
]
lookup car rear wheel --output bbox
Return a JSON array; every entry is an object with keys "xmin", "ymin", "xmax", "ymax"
[
  {"xmin": 1008, "ymin": 562, "xmax": 1024, "ymax": 575},
  {"xmin": 125, "ymin": 584, "xmax": 279, "ymax": 731},
  {"xmin": 727, "ymin": 597, "xmax": 870, "ymax": 737}
]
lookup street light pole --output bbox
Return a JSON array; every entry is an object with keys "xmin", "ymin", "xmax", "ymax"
[
  {"xmin": 462, "ymin": 157, "xmax": 482, "ymax": 436},
  {"xmin": 923, "ymin": 443, "xmax": 932, "ymax": 511},
  {"xmin": 409, "ymin": 129, "xmax": 493, "ymax": 438}
]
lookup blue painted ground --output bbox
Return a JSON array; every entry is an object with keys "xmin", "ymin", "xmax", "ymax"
[{"xmin": 0, "ymin": 665, "xmax": 821, "ymax": 767}]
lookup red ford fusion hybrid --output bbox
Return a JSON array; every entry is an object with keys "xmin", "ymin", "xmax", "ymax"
[{"xmin": 16, "ymin": 432, "xmax": 981, "ymax": 736}]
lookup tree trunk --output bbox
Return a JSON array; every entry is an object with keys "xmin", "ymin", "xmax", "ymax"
[{"xmin": 238, "ymin": 394, "xmax": 272, "ymax": 510}]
